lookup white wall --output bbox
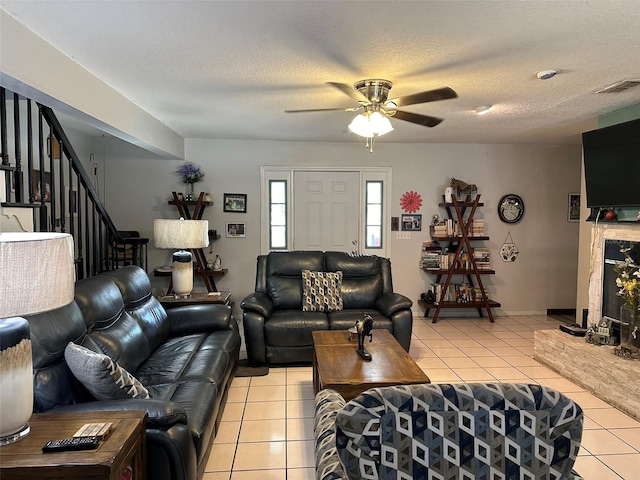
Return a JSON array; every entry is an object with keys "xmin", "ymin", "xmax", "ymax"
[{"xmin": 102, "ymin": 138, "xmax": 582, "ymax": 321}]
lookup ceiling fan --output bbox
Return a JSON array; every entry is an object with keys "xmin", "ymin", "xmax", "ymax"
[{"xmin": 285, "ymin": 79, "xmax": 458, "ymax": 132}]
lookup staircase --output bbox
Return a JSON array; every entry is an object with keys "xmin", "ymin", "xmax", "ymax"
[{"xmin": 0, "ymin": 87, "xmax": 148, "ymax": 279}]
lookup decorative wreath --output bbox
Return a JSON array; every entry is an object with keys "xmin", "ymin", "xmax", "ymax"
[{"xmin": 400, "ymin": 191, "xmax": 422, "ymax": 213}]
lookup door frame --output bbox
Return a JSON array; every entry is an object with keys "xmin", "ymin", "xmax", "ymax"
[{"xmin": 260, "ymin": 166, "xmax": 392, "ymax": 257}]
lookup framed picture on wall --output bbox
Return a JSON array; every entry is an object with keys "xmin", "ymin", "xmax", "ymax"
[
  {"xmin": 223, "ymin": 193, "xmax": 247, "ymax": 213},
  {"xmin": 401, "ymin": 214, "xmax": 422, "ymax": 231},
  {"xmin": 47, "ymin": 136, "xmax": 61, "ymax": 160},
  {"xmin": 32, "ymin": 169, "xmax": 52, "ymax": 202},
  {"xmin": 568, "ymin": 193, "xmax": 580, "ymax": 222},
  {"xmin": 226, "ymin": 222, "xmax": 246, "ymax": 238}
]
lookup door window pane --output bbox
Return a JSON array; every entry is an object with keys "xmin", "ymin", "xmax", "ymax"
[
  {"xmin": 365, "ymin": 181, "xmax": 383, "ymax": 249},
  {"xmin": 269, "ymin": 180, "xmax": 287, "ymax": 249}
]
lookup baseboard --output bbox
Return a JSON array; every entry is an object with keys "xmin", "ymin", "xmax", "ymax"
[{"xmin": 546, "ymin": 308, "xmax": 576, "ymax": 316}]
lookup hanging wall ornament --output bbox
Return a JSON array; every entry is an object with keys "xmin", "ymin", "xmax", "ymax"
[
  {"xmin": 400, "ymin": 191, "xmax": 422, "ymax": 213},
  {"xmin": 500, "ymin": 232, "xmax": 519, "ymax": 262}
]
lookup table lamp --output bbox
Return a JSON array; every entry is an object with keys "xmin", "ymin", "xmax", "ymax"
[
  {"xmin": 0, "ymin": 232, "xmax": 75, "ymax": 445},
  {"xmin": 154, "ymin": 218, "xmax": 209, "ymax": 297}
]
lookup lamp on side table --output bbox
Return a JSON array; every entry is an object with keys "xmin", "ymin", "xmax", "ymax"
[
  {"xmin": 154, "ymin": 218, "xmax": 209, "ymax": 298},
  {"xmin": 0, "ymin": 232, "xmax": 75, "ymax": 445}
]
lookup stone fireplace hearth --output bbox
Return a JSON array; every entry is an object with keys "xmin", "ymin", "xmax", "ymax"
[
  {"xmin": 535, "ymin": 329, "xmax": 640, "ymax": 422},
  {"xmin": 534, "ymin": 222, "xmax": 640, "ymax": 422}
]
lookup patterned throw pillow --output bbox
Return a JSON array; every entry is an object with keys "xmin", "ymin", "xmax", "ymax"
[
  {"xmin": 64, "ymin": 342, "xmax": 151, "ymax": 400},
  {"xmin": 302, "ymin": 270, "xmax": 344, "ymax": 312}
]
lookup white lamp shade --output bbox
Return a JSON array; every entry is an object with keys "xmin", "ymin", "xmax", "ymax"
[
  {"xmin": 348, "ymin": 112, "xmax": 394, "ymax": 138},
  {"xmin": 369, "ymin": 112, "xmax": 394, "ymax": 135},
  {"xmin": 0, "ymin": 232, "xmax": 75, "ymax": 318},
  {"xmin": 154, "ymin": 219, "xmax": 209, "ymax": 249},
  {"xmin": 348, "ymin": 113, "xmax": 374, "ymax": 138}
]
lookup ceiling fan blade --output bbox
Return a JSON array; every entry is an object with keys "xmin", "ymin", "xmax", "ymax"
[
  {"xmin": 393, "ymin": 110, "xmax": 444, "ymax": 127},
  {"xmin": 390, "ymin": 87, "xmax": 457, "ymax": 107},
  {"xmin": 326, "ymin": 82, "xmax": 370, "ymax": 104},
  {"xmin": 285, "ymin": 106, "xmax": 358, "ymax": 113}
]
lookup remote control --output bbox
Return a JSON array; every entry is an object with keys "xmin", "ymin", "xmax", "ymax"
[{"xmin": 42, "ymin": 436, "xmax": 99, "ymax": 452}]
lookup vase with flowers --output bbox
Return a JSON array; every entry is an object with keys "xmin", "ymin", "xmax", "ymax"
[
  {"xmin": 175, "ymin": 161, "xmax": 205, "ymax": 201},
  {"xmin": 614, "ymin": 244, "xmax": 640, "ymax": 358}
]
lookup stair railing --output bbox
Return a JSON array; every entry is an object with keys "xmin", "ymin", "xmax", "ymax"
[{"xmin": 0, "ymin": 87, "xmax": 148, "ymax": 279}]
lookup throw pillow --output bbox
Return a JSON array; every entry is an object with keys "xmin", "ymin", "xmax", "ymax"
[
  {"xmin": 64, "ymin": 342, "xmax": 151, "ymax": 400},
  {"xmin": 302, "ymin": 270, "xmax": 343, "ymax": 312}
]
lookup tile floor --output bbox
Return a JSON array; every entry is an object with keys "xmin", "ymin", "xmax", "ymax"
[{"xmin": 204, "ymin": 315, "xmax": 640, "ymax": 480}]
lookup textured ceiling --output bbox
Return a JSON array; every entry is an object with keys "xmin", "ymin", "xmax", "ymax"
[{"xmin": 2, "ymin": 0, "xmax": 640, "ymax": 145}]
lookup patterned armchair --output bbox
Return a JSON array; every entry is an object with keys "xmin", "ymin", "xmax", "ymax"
[{"xmin": 315, "ymin": 383, "xmax": 584, "ymax": 480}]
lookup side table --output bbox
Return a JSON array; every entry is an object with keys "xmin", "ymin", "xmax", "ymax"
[
  {"xmin": 0, "ymin": 410, "xmax": 147, "ymax": 480},
  {"xmin": 159, "ymin": 291, "xmax": 231, "ymax": 309}
]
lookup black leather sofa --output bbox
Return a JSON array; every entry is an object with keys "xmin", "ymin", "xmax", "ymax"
[
  {"xmin": 25, "ymin": 266, "xmax": 241, "ymax": 480},
  {"xmin": 241, "ymin": 251, "xmax": 412, "ymax": 365}
]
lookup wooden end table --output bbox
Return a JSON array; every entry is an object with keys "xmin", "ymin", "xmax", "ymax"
[
  {"xmin": 312, "ymin": 329, "xmax": 430, "ymax": 402},
  {"xmin": 159, "ymin": 291, "xmax": 231, "ymax": 309},
  {"xmin": 0, "ymin": 410, "xmax": 147, "ymax": 480}
]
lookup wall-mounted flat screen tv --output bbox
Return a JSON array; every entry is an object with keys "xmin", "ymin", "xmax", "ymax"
[{"xmin": 582, "ymin": 117, "xmax": 640, "ymax": 208}]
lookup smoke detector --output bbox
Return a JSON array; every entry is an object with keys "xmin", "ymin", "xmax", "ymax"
[{"xmin": 536, "ymin": 70, "xmax": 558, "ymax": 80}]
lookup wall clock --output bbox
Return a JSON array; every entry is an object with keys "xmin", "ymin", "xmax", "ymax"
[{"xmin": 497, "ymin": 194, "xmax": 525, "ymax": 224}]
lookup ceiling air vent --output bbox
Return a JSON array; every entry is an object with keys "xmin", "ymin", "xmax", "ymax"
[{"xmin": 595, "ymin": 80, "xmax": 640, "ymax": 94}]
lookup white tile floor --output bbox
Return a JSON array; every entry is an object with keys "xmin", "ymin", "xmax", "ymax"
[{"xmin": 204, "ymin": 315, "xmax": 640, "ymax": 480}]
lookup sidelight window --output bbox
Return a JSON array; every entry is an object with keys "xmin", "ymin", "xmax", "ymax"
[
  {"xmin": 365, "ymin": 181, "xmax": 383, "ymax": 248},
  {"xmin": 269, "ymin": 180, "xmax": 287, "ymax": 249}
]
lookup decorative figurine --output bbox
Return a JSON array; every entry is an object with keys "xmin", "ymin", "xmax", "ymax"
[{"xmin": 355, "ymin": 314, "xmax": 374, "ymax": 361}]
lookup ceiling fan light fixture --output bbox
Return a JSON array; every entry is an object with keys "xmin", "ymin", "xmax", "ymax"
[
  {"xmin": 369, "ymin": 111, "xmax": 394, "ymax": 135},
  {"xmin": 475, "ymin": 105, "xmax": 492, "ymax": 115},
  {"xmin": 348, "ymin": 113, "xmax": 374, "ymax": 138},
  {"xmin": 348, "ymin": 112, "xmax": 394, "ymax": 138}
]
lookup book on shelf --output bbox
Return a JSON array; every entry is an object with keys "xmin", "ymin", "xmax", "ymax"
[
  {"xmin": 472, "ymin": 247, "xmax": 492, "ymax": 269},
  {"xmin": 419, "ymin": 240, "xmax": 443, "ymax": 269},
  {"xmin": 471, "ymin": 219, "xmax": 485, "ymax": 236},
  {"xmin": 429, "ymin": 282, "xmax": 486, "ymax": 304}
]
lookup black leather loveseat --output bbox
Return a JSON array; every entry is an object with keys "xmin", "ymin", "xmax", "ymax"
[
  {"xmin": 241, "ymin": 251, "xmax": 412, "ymax": 365},
  {"xmin": 25, "ymin": 266, "xmax": 241, "ymax": 480}
]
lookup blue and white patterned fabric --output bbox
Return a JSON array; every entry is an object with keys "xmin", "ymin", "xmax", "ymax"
[{"xmin": 314, "ymin": 383, "xmax": 584, "ymax": 480}]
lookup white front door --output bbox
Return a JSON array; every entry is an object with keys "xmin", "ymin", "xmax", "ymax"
[{"xmin": 293, "ymin": 170, "xmax": 360, "ymax": 252}]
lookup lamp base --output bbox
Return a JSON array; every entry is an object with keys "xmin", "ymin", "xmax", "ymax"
[
  {"xmin": 172, "ymin": 250, "xmax": 194, "ymax": 298},
  {"xmin": 0, "ymin": 423, "xmax": 30, "ymax": 446}
]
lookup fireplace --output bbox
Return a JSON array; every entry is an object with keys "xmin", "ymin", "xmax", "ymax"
[
  {"xmin": 532, "ymin": 224, "xmax": 640, "ymax": 422},
  {"xmin": 600, "ymin": 239, "xmax": 640, "ymax": 342},
  {"xmin": 587, "ymin": 224, "xmax": 640, "ymax": 330}
]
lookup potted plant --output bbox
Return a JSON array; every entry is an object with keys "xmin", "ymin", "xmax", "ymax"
[{"xmin": 175, "ymin": 161, "xmax": 204, "ymax": 200}]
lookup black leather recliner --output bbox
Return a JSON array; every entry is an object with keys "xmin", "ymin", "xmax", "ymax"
[
  {"xmin": 25, "ymin": 266, "xmax": 241, "ymax": 480},
  {"xmin": 241, "ymin": 251, "xmax": 412, "ymax": 365}
]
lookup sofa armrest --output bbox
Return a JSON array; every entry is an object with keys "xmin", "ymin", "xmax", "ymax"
[
  {"xmin": 375, "ymin": 292, "xmax": 412, "ymax": 317},
  {"xmin": 240, "ymin": 292, "xmax": 274, "ymax": 317},
  {"xmin": 167, "ymin": 304, "xmax": 234, "ymax": 335},
  {"xmin": 314, "ymin": 389, "xmax": 348, "ymax": 480},
  {"xmin": 50, "ymin": 399, "xmax": 187, "ymax": 429}
]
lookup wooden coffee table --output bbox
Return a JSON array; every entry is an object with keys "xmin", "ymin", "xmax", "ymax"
[{"xmin": 312, "ymin": 329, "xmax": 430, "ymax": 401}]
